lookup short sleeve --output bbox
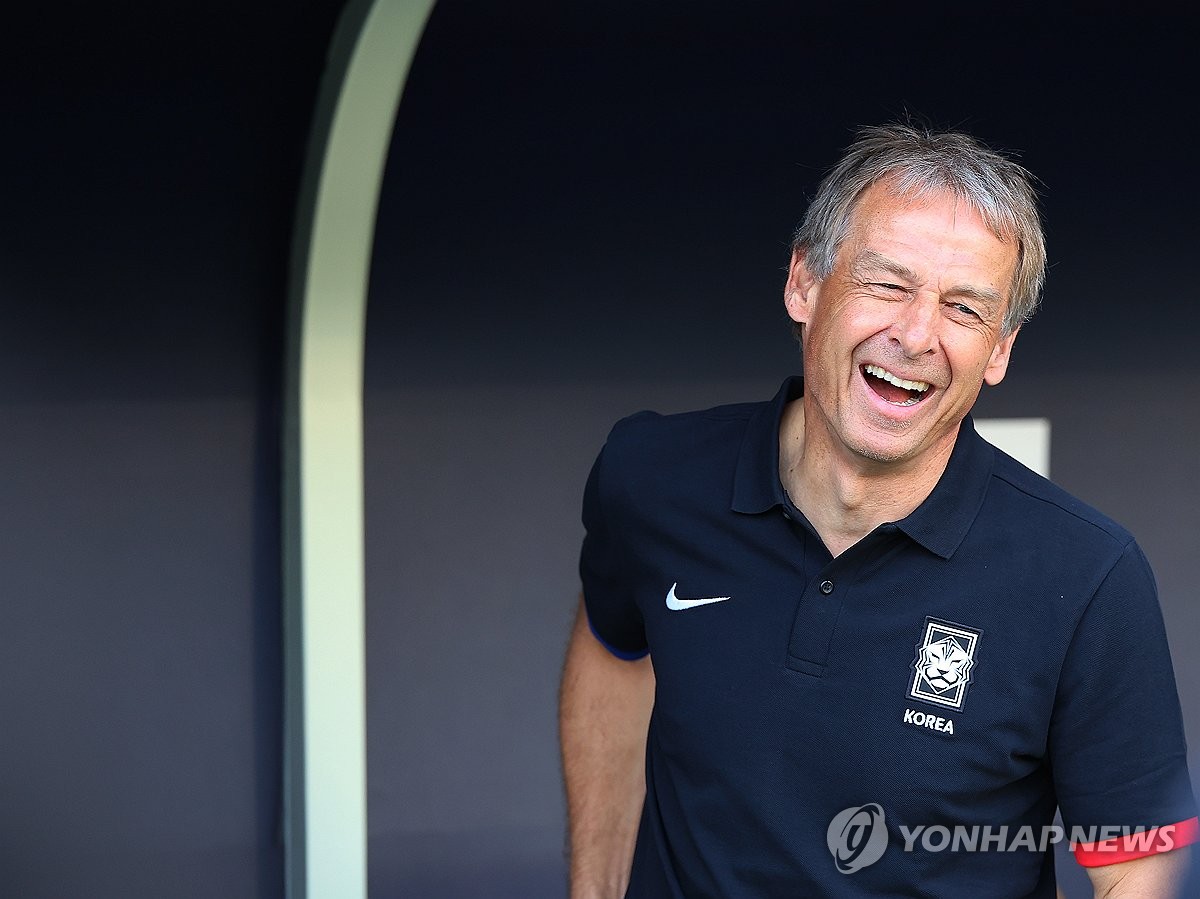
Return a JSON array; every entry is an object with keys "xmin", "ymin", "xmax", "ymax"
[
  {"xmin": 1049, "ymin": 540, "xmax": 1197, "ymax": 858},
  {"xmin": 579, "ymin": 441, "xmax": 648, "ymax": 660}
]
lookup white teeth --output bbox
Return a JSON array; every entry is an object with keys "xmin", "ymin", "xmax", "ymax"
[{"xmin": 864, "ymin": 364, "xmax": 930, "ymax": 394}]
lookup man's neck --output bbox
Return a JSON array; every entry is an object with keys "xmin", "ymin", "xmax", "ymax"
[{"xmin": 778, "ymin": 399, "xmax": 956, "ymax": 557}]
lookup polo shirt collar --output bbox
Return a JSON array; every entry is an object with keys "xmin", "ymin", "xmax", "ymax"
[
  {"xmin": 895, "ymin": 413, "xmax": 994, "ymax": 559},
  {"xmin": 731, "ymin": 376, "xmax": 995, "ymax": 559},
  {"xmin": 731, "ymin": 376, "xmax": 802, "ymax": 515}
]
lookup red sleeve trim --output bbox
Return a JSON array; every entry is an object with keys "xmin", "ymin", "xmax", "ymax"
[{"xmin": 1072, "ymin": 817, "xmax": 1199, "ymax": 867}]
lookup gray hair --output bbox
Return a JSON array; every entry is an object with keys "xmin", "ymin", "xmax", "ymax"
[{"xmin": 792, "ymin": 123, "xmax": 1046, "ymax": 336}]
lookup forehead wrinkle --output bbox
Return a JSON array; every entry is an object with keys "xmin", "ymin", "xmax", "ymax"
[
  {"xmin": 849, "ymin": 249, "xmax": 920, "ymax": 284},
  {"xmin": 852, "ymin": 248, "xmax": 1006, "ymax": 314}
]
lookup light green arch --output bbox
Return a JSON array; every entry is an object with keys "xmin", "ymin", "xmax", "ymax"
[{"xmin": 284, "ymin": 2, "xmax": 435, "ymax": 897}]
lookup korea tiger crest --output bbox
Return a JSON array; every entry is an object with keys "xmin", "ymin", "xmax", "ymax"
[{"xmin": 907, "ymin": 617, "xmax": 981, "ymax": 711}]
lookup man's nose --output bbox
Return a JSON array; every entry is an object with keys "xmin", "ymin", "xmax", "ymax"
[{"xmin": 889, "ymin": 293, "xmax": 938, "ymax": 358}]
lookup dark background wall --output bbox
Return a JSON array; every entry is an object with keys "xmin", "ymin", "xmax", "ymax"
[
  {"xmin": 2, "ymin": 4, "xmax": 342, "ymax": 896},
  {"xmin": 364, "ymin": 4, "xmax": 1199, "ymax": 898},
  {"xmin": 2, "ymin": 2, "xmax": 1196, "ymax": 898}
]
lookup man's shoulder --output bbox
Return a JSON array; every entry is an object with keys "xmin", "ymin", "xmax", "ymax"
[
  {"xmin": 595, "ymin": 397, "xmax": 769, "ymax": 493},
  {"xmin": 985, "ymin": 442, "xmax": 1134, "ymax": 550},
  {"xmin": 604, "ymin": 398, "xmax": 766, "ymax": 452}
]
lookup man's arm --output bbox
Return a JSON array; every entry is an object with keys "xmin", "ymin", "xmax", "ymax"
[
  {"xmin": 559, "ymin": 596, "xmax": 655, "ymax": 899},
  {"xmin": 1085, "ymin": 846, "xmax": 1192, "ymax": 898}
]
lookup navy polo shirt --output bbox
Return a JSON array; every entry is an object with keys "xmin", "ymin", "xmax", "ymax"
[{"xmin": 580, "ymin": 376, "xmax": 1196, "ymax": 897}]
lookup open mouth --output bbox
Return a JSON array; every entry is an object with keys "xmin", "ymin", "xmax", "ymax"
[{"xmin": 862, "ymin": 364, "xmax": 931, "ymax": 407}]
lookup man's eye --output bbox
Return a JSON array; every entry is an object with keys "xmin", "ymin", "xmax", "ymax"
[
  {"xmin": 952, "ymin": 303, "xmax": 979, "ymax": 318},
  {"xmin": 872, "ymin": 282, "xmax": 905, "ymax": 291}
]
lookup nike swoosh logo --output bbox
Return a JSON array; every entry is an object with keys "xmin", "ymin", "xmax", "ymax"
[{"xmin": 665, "ymin": 582, "xmax": 731, "ymax": 611}]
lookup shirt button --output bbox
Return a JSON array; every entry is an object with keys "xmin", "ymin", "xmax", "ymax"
[
  {"xmin": 819, "ymin": 580, "xmax": 834, "ymax": 595},
  {"xmin": 782, "ymin": 510, "xmax": 792, "ymax": 521}
]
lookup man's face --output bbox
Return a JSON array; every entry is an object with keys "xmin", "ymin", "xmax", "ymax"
[{"xmin": 785, "ymin": 180, "xmax": 1019, "ymax": 469}]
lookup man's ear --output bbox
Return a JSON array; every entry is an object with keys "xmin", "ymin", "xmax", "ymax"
[
  {"xmin": 983, "ymin": 328, "xmax": 1020, "ymax": 386},
  {"xmin": 784, "ymin": 247, "xmax": 819, "ymax": 327}
]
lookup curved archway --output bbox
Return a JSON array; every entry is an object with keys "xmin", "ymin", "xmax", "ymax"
[{"xmin": 283, "ymin": 2, "xmax": 435, "ymax": 897}]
